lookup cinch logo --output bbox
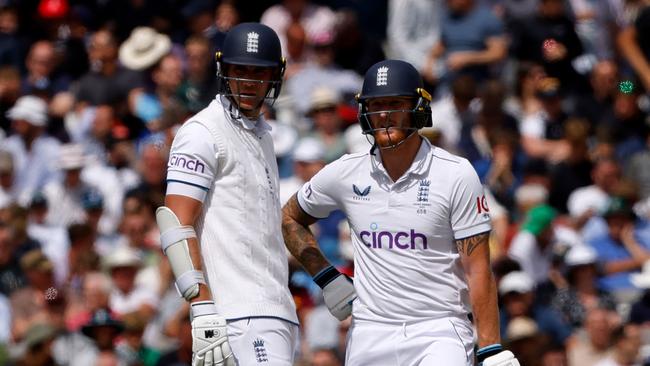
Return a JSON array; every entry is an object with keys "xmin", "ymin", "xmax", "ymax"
[
  {"xmin": 360, "ymin": 223, "xmax": 428, "ymax": 250},
  {"xmin": 376, "ymin": 66, "xmax": 388, "ymax": 86},
  {"xmin": 169, "ymin": 154, "xmax": 206, "ymax": 174},
  {"xmin": 353, "ymin": 184, "xmax": 371, "ymax": 201},
  {"xmin": 247, "ymin": 32, "xmax": 259, "ymax": 53}
]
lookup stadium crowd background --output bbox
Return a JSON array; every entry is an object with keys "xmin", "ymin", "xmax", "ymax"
[{"xmin": 0, "ymin": 0, "xmax": 649, "ymax": 364}]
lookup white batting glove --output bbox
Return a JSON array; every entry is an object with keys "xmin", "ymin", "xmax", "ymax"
[
  {"xmin": 313, "ymin": 266, "xmax": 357, "ymax": 321},
  {"xmin": 190, "ymin": 301, "xmax": 236, "ymax": 366},
  {"xmin": 478, "ymin": 345, "xmax": 520, "ymax": 366}
]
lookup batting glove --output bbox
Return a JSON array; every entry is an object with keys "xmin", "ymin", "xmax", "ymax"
[
  {"xmin": 190, "ymin": 301, "xmax": 236, "ymax": 366},
  {"xmin": 478, "ymin": 344, "xmax": 520, "ymax": 366},
  {"xmin": 313, "ymin": 266, "xmax": 357, "ymax": 321}
]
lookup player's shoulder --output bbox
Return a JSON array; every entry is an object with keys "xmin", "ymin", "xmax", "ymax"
[{"xmin": 430, "ymin": 145, "xmax": 465, "ymax": 165}]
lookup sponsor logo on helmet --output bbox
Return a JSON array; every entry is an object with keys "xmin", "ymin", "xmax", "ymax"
[
  {"xmin": 376, "ymin": 66, "xmax": 388, "ymax": 86},
  {"xmin": 360, "ymin": 223, "xmax": 428, "ymax": 250},
  {"xmin": 246, "ymin": 32, "xmax": 259, "ymax": 53},
  {"xmin": 169, "ymin": 154, "xmax": 206, "ymax": 174}
]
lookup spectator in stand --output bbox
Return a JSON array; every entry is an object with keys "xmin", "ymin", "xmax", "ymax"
[
  {"xmin": 261, "ymin": 0, "xmax": 336, "ymax": 59},
  {"xmin": 422, "ymin": 0, "xmax": 507, "ymax": 87},
  {"xmin": 387, "ymin": 0, "xmax": 441, "ymax": 74},
  {"xmin": 178, "ymin": 35, "xmax": 218, "ymax": 114},
  {"xmin": 568, "ymin": 307, "xmax": 616, "ymax": 366},
  {"xmin": 568, "ymin": 158, "xmax": 621, "ymax": 234},
  {"xmin": 306, "ymin": 87, "xmax": 347, "ymax": 163},
  {"xmin": 510, "ymin": 0, "xmax": 587, "ymax": 93},
  {"xmin": 617, "ymin": 1, "xmax": 650, "ymax": 92},
  {"xmin": 572, "ymin": 61, "xmax": 618, "ymax": 130},
  {"xmin": 551, "ymin": 245, "xmax": 617, "ymax": 328},
  {"xmin": 498, "ymin": 271, "xmax": 574, "ymax": 347},
  {"xmin": 21, "ymin": 40, "xmax": 70, "ymax": 98},
  {"xmin": 1, "ymin": 95, "xmax": 60, "ymax": 206},
  {"xmin": 508, "ymin": 204, "xmax": 558, "ymax": 284},
  {"xmin": 519, "ymin": 77, "xmax": 572, "ymax": 163},
  {"xmin": 424, "ymin": 75, "xmax": 477, "ymax": 153},
  {"xmin": 594, "ymin": 323, "xmax": 643, "ymax": 366},
  {"xmin": 588, "ymin": 198, "xmax": 650, "ymax": 301},
  {"xmin": 75, "ymin": 29, "xmax": 144, "ymax": 107}
]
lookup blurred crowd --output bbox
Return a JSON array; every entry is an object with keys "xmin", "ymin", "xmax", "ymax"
[{"xmin": 0, "ymin": 0, "xmax": 649, "ymax": 365}]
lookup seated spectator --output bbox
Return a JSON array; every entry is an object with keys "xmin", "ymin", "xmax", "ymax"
[
  {"xmin": 508, "ymin": 204, "xmax": 558, "ymax": 284},
  {"xmin": 104, "ymin": 246, "xmax": 158, "ymax": 320},
  {"xmin": 306, "ymin": 87, "xmax": 347, "ymax": 163},
  {"xmin": 568, "ymin": 307, "xmax": 616, "ymax": 366},
  {"xmin": 21, "ymin": 40, "xmax": 70, "ymax": 98},
  {"xmin": 498, "ymin": 271, "xmax": 574, "ymax": 346},
  {"xmin": 115, "ymin": 312, "xmax": 160, "ymax": 366},
  {"xmin": 552, "ymin": 245, "xmax": 616, "ymax": 327},
  {"xmin": 569, "ymin": 158, "xmax": 622, "ymax": 237},
  {"xmin": 588, "ymin": 198, "xmax": 650, "ymax": 301},
  {"xmin": 2, "ymin": 95, "xmax": 60, "ymax": 206},
  {"xmin": 519, "ymin": 78, "xmax": 571, "ymax": 163},
  {"xmin": 422, "ymin": 0, "xmax": 507, "ymax": 86},
  {"xmin": 80, "ymin": 308, "xmax": 124, "ymax": 353},
  {"xmin": 594, "ymin": 323, "xmax": 643, "ymax": 366}
]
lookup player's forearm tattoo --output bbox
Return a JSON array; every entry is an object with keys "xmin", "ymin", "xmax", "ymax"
[
  {"xmin": 455, "ymin": 232, "xmax": 489, "ymax": 256},
  {"xmin": 282, "ymin": 195, "xmax": 328, "ymax": 275}
]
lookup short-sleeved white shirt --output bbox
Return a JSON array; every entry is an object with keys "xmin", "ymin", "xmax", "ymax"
[{"xmin": 298, "ymin": 138, "xmax": 491, "ymax": 323}]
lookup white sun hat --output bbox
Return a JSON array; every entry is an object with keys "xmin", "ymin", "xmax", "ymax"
[{"xmin": 119, "ymin": 27, "xmax": 171, "ymax": 71}]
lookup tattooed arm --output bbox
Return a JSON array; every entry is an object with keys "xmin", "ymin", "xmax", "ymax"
[
  {"xmin": 456, "ymin": 232, "xmax": 500, "ymax": 348},
  {"xmin": 282, "ymin": 194, "xmax": 331, "ymax": 275}
]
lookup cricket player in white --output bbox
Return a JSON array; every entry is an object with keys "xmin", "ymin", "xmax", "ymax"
[
  {"xmin": 282, "ymin": 60, "xmax": 519, "ymax": 366},
  {"xmin": 156, "ymin": 23, "xmax": 298, "ymax": 366}
]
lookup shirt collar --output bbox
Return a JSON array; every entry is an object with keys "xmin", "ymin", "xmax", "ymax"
[
  {"xmin": 218, "ymin": 95, "xmax": 272, "ymax": 135},
  {"xmin": 370, "ymin": 137, "xmax": 434, "ymax": 183}
]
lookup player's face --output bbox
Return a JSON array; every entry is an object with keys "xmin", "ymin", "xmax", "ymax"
[
  {"xmin": 366, "ymin": 97, "xmax": 414, "ymax": 148},
  {"xmin": 226, "ymin": 64, "xmax": 275, "ymax": 113}
]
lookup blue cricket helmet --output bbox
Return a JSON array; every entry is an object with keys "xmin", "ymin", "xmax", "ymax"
[
  {"xmin": 216, "ymin": 22, "xmax": 286, "ymax": 102},
  {"xmin": 356, "ymin": 60, "xmax": 432, "ymax": 133}
]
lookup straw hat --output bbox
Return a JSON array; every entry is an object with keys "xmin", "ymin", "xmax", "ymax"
[{"xmin": 119, "ymin": 27, "xmax": 171, "ymax": 71}]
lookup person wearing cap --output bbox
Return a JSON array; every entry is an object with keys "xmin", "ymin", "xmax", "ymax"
[
  {"xmin": 587, "ymin": 197, "xmax": 650, "ymax": 301},
  {"xmin": 158, "ymin": 23, "xmax": 298, "ymax": 365},
  {"xmin": 550, "ymin": 245, "xmax": 617, "ymax": 328},
  {"xmin": 1, "ymin": 95, "xmax": 60, "ymax": 207},
  {"xmin": 306, "ymin": 86, "xmax": 347, "ymax": 163},
  {"xmin": 280, "ymin": 137, "xmax": 326, "ymax": 206},
  {"xmin": 104, "ymin": 246, "xmax": 157, "ymax": 320},
  {"xmin": 498, "ymin": 271, "xmax": 573, "ymax": 348},
  {"xmin": 80, "ymin": 308, "xmax": 124, "ymax": 352},
  {"xmin": 41, "ymin": 143, "xmax": 94, "ymax": 228},
  {"xmin": 508, "ymin": 204, "xmax": 559, "ymax": 284},
  {"xmin": 283, "ymin": 60, "xmax": 513, "ymax": 365}
]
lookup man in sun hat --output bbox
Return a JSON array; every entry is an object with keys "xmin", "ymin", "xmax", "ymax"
[
  {"xmin": 508, "ymin": 204, "xmax": 559, "ymax": 284},
  {"xmin": 1, "ymin": 95, "xmax": 60, "ymax": 207}
]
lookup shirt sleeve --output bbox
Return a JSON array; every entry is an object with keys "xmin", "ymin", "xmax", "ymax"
[
  {"xmin": 520, "ymin": 114, "xmax": 545, "ymax": 138},
  {"xmin": 296, "ymin": 161, "xmax": 341, "ymax": 219},
  {"xmin": 450, "ymin": 159, "xmax": 492, "ymax": 239},
  {"xmin": 483, "ymin": 8, "xmax": 504, "ymax": 38},
  {"xmin": 166, "ymin": 121, "xmax": 218, "ymax": 202}
]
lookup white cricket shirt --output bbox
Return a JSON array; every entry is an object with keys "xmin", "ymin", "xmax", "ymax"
[
  {"xmin": 298, "ymin": 138, "xmax": 491, "ymax": 323},
  {"xmin": 165, "ymin": 96, "xmax": 298, "ymax": 323}
]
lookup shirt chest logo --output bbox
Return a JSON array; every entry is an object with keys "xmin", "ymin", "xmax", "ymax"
[
  {"xmin": 414, "ymin": 179, "xmax": 431, "ymax": 214},
  {"xmin": 352, "ymin": 184, "xmax": 371, "ymax": 201}
]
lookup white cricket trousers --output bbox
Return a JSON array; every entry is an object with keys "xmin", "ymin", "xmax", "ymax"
[
  {"xmin": 226, "ymin": 317, "xmax": 299, "ymax": 365},
  {"xmin": 345, "ymin": 316, "xmax": 475, "ymax": 366}
]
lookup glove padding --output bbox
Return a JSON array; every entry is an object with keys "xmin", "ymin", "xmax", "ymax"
[
  {"xmin": 191, "ymin": 302, "xmax": 236, "ymax": 366},
  {"xmin": 313, "ymin": 266, "xmax": 357, "ymax": 321},
  {"xmin": 481, "ymin": 351, "xmax": 520, "ymax": 366}
]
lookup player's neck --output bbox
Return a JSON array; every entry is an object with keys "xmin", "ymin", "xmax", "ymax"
[{"xmin": 380, "ymin": 135, "xmax": 422, "ymax": 182}]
